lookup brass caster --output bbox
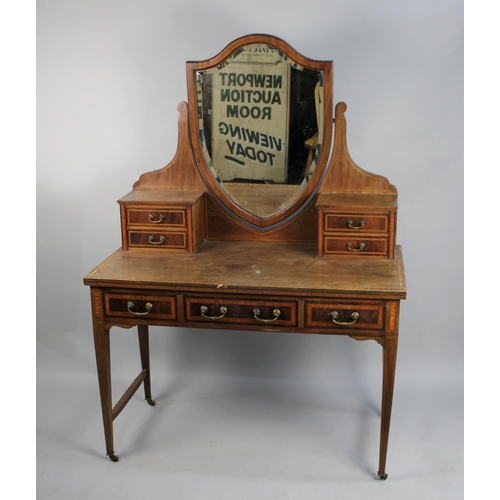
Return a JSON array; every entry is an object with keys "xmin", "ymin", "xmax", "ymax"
[
  {"xmin": 107, "ymin": 453, "xmax": 119, "ymax": 463},
  {"xmin": 146, "ymin": 398, "xmax": 156, "ymax": 406},
  {"xmin": 378, "ymin": 473, "xmax": 388, "ymax": 480}
]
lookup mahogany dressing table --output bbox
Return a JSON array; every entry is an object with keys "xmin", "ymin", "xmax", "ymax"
[{"xmin": 83, "ymin": 34, "xmax": 406, "ymax": 479}]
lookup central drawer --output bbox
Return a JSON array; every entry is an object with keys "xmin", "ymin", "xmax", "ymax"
[{"xmin": 185, "ymin": 296, "xmax": 298, "ymax": 327}]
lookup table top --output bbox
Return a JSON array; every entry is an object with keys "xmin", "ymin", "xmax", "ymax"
[{"xmin": 84, "ymin": 241, "xmax": 406, "ymax": 299}]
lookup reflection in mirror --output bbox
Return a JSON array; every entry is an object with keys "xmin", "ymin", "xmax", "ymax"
[{"xmin": 196, "ymin": 43, "xmax": 324, "ymax": 219}]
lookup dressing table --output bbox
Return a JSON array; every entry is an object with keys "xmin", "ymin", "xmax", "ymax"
[{"xmin": 83, "ymin": 34, "xmax": 406, "ymax": 479}]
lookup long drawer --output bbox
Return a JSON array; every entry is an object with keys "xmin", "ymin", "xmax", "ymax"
[{"xmin": 185, "ymin": 296, "xmax": 298, "ymax": 327}]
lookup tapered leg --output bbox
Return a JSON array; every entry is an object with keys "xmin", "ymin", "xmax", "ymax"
[
  {"xmin": 138, "ymin": 324, "xmax": 155, "ymax": 406},
  {"xmin": 378, "ymin": 334, "xmax": 398, "ymax": 480},
  {"xmin": 93, "ymin": 322, "xmax": 118, "ymax": 461}
]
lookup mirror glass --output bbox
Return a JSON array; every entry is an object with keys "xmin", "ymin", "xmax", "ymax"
[{"xmin": 195, "ymin": 43, "xmax": 325, "ymax": 219}]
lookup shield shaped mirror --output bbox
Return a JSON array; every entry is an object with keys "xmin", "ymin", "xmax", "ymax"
[{"xmin": 187, "ymin": 35, "xmax": 333, "ymax": 230}]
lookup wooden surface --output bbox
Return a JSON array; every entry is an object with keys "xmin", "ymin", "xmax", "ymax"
[
  {"xmin": 84, "ymin": 241, "xmax": 406, "ymax": 298},
  {"xmin": 206, "ymin": 195, "xmax": 318, "ymax": 242},
  {"xmin": 316, "ymin": 192, "xmax": 398, "ymax": 209},
  {"xmin": 118, "ymin": 189, "xmax": 206, "ymax": 205},
  {"xmin": 224, "ymin": 183, "xmax": 299, "ymax": 219}
]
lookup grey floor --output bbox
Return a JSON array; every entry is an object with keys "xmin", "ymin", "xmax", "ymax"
[{"xmin": 37, "ymin": 326, "xmax": 463, "ymax": 500}]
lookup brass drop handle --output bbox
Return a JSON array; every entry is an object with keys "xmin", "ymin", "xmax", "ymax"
[
  {"xmin": 330, "ymin": 311, "xmax": 360, "ymax": 325},
  {"xmin": 200, "ymin": 305, "xmax": 228, "ymax": 320},
  {"xmin": 253, "ymin": 308, "xmax": 281, "ymax": 323},
  {"xmin": 148, "ymin": 214, "xmax": 165, "ymax": 224},
  {"xmin": 148, "ymin": 235, "xmax": 165, "ymax": 245},
  {"xmin": 127, "ymin": 301, "xmax": 153, "ymax": 316},
  {"xmin": 347, "ymin": 219, "xmax": 365, "ymax": 229},
  {"xmin": 347, "ymin": 242, "xmax": 365, "ymax": 252}
]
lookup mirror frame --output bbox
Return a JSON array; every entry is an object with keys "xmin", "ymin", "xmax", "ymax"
[{"xmin": 186, "ymin": 34, "xmax": 333, "ymax": 230}]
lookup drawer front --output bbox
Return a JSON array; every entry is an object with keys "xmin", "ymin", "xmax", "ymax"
[
  {"xmin": 127, "ymin": 208, "xmax": 186, "ymax": 228},
  {"xmin": 128, "ymin": 231, "xmax": 187, "ymax": 250},
  {"xmin": 185, "ymin": 296, "xmax": 298, "ymax": 327},
  {"xmin": 104, "ymin": 293, "xmax": 177, "ymax": 320},
  {"xmin": 324, "ymin": 213, "xmax": 388, "ymax": 233},
  {"xmin": 306, "ymin": 301, "xmax": 384, "ymax": 330},
  {"xmin": 324, "ymin": 236, "xmax": 388, "ymax": 256}
]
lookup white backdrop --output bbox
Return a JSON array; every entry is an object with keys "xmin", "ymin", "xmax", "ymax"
[{"xmin": 37, "ymin": 1, "xmax": 464, "ymax": 499}]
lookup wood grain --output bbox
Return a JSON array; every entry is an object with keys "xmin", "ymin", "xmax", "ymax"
[
  {"xmin": 319, "ymin": 102, "xmax": 398, "ymax": 194},
  {"xmin": 84, "ymin": 242, "xmax": 406, "ymax": 298},
  {"xmin": 131, "ymin": 102, "xmax": 206, "ymax": 190}
]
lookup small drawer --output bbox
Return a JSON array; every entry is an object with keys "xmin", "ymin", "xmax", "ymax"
[
  {"xmin": 324, "ymin": 236, "xmax": 388, "ymax": 256},
  {"xmin": 127, "ymin": 208, "xmax": 186, "ymax": 227},
  {"xmin": 306, "ymin": 301, "xmax": 384, "ymax": 330},
  {"xmin": 104, "ymin": 293, "xmax": 177, "ymax": 320},
  {"xmin": 128, "ymin": 231, "xmax": 187, "ymax": 250},
  {"xmin": 324, "ymin": 213, "xmax": 388, "ymax": 233},
  {"xmin": 185, "ymin": 296, "xmax": 298, "ymax": 327}
]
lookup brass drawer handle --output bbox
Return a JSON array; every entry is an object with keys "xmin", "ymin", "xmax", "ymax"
[
  {"xmin": 347, "ymin": 242, "xmax": 365, "ymax": 252},
  {"xmin": 148, "ymin": 214, "xmax": 165, "ymax": 224},
  {"xmin": 127, "ymin": 301, "xmax": 153, "ymax": 316},
  {"xmin": 330, "ymin": 311, "xmax": 359, "ymax": 325},
  {"xmin": 148, "ymin": 235, "xmax": 165, "ymax": 245},
  {"xmin": 253, "ymin": 308, "xmax": 281, "ymax": 323},
  {"xmin": 347, "ymin": 219, "xmax": 365, "ymax": 229},
  {"xmin": 200, "ymin": 305, "xmax": 228, "ymax": 320}
]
